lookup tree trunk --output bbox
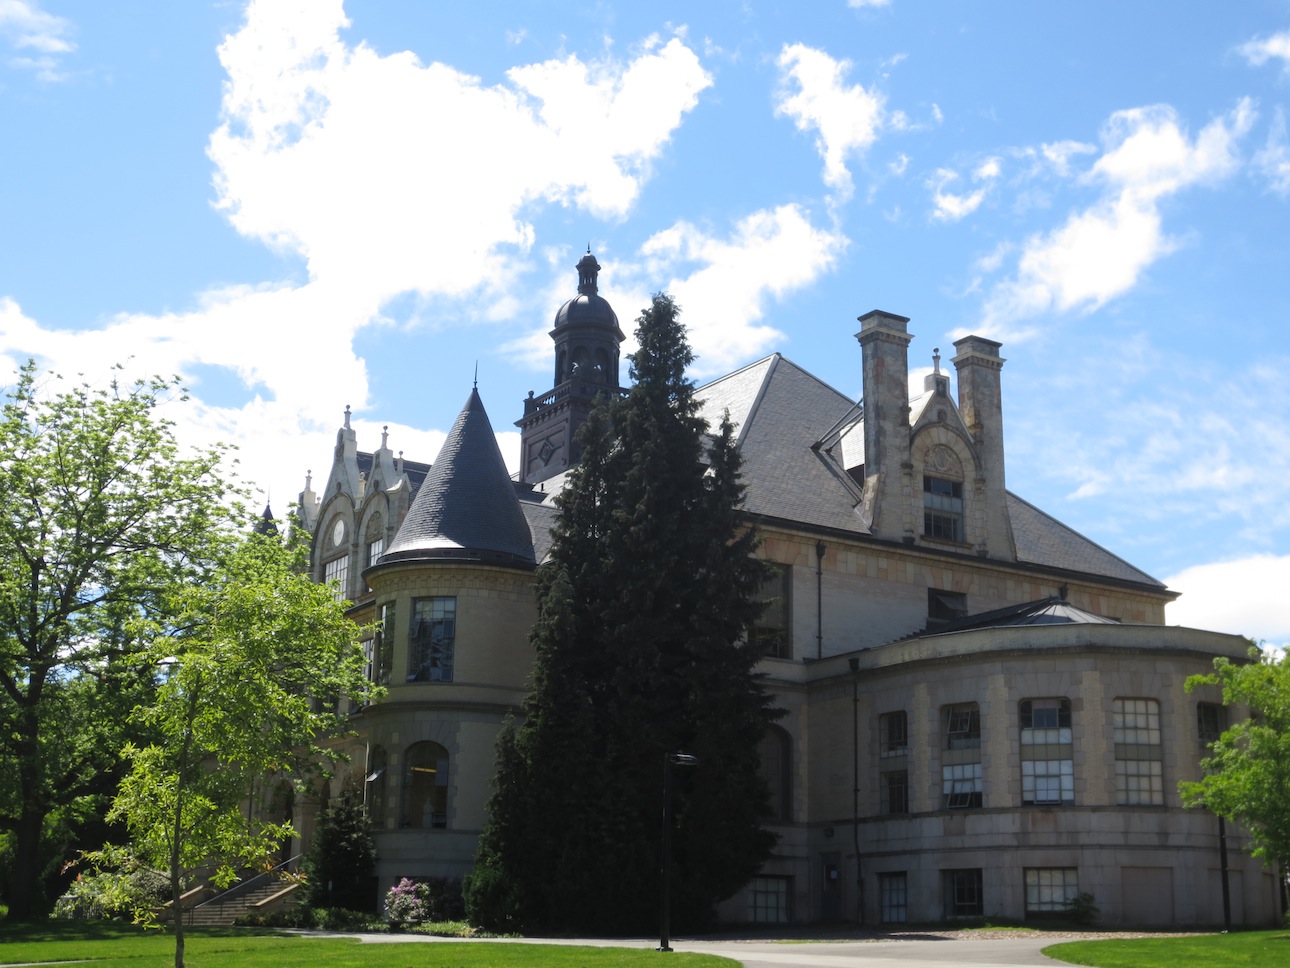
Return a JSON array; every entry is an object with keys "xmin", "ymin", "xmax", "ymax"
[{"xmin": 6, "ymin": 805, "xmax": 45, "ymax": 920}]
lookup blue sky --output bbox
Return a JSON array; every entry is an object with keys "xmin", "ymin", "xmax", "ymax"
[{"xmin": 2, "ymin": 1, "xmax": 1288, "ymax": 646}]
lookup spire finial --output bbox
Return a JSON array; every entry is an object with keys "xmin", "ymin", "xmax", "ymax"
[
  {"xmin": 343, "ymin": 404, "xmax": 352, "ymax": 429},
  {"xmin": 474, "ymin": 361, "xmax": 479, "ymax": 389},
  {"xmin": 381, "ymin": 425, "xmax": 389, "ymax": 448},
  {"xmin": 576, "ymin": 247, "xmax": 600, "ymax": 296},
  {"xmin": 933, "ymin": 348, "xmax": 941, "ymax": 374}
]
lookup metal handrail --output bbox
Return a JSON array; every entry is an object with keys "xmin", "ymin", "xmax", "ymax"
[{"xmin": 186, "ymin": 853, "xmax": 301, "ymax": 924}]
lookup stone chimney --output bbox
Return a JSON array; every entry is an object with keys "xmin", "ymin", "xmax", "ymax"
[
  {"xmin": 856, "ymin": 310, "xmax": 914, "ymax": 542},
  {"xmin": 951, "ymin": 336, "xmax": 1016, "ymax": 560}
]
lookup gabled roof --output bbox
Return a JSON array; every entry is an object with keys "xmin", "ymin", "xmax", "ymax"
[
  {"xmin": 380, "ymin": 389, "xmax": 535, "ymax": 569},
  {"xmin": 699, "ymin": 355, "xmax": 869, "ymax": 533},
  {"xmin": 696, "ymin": 353, "xmax": 1165, "ymax": 590}
]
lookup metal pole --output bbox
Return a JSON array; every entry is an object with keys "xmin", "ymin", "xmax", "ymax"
[
  {"xmin": 849, "ymin": 657, "xmax": 863, "ymax": 924},
  {"xmin": 1218, "ymin": 814, "xmax": 1231, "ymax": 931},
  {"xmin": 659, "ymin": 751, "xmax": 673, "ymax": 952},
  {"xmin": 815, "ymin": 541, "xmax": 826, "ymax": 660},
  {"xmin": 659, "ymin": 752, "xmax": 698, "ymax": 952}
]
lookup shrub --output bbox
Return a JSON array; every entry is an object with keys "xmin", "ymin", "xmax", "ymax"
[
  {"xmin": 51, "ymin": 852, "xmax": 169, "ymax": 922},
  {"xmin": 1071, "ymin": 892, "xmax": 1100, "ymax": 925},
  {"xmin": 384, "ymin": 877, "xmax": 464, "ymax": 926}
]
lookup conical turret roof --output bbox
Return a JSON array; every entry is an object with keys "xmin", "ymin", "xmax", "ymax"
[{"xmin": 378, "ymin": 388, "xmax": 534, "ymax": 568}]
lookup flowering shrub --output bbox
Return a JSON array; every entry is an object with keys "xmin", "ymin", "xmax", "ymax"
[
  {"xmin": 385, "ymin": 878, "xmax": 432, "ymax": 925},
  {"xmin": 384, "ymin": 876, "xmax": 465, "ymax": 926}
]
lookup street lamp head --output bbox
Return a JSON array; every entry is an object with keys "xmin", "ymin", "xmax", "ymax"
[{"xmin": 669, "ymin": 752, "xmax": 700, "ymax": 767}]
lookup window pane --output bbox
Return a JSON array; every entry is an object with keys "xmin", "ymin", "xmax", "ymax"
[
  {"xmin": 403, "ymin": 741, "xmax": 448, "ymax": 829},
  {"xmin": 1025, "ymin": 868, "xmax": 1079, "ymax": 914},
  {"xmin": 748, "ymin": 877, "xmax": 790, "ymax": 923},
  {"xmin": 880, "ymin": 873, "xmax": 907, "ymax": 924},
  {"xmin": 408, "ymin": 597, "xmax": 456, "ymax": 682}
]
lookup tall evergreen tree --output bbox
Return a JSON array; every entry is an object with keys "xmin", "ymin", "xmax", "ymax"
[
  {"xmin": 303, "ymin": 782, "xmax": 378, "ymax": 913},
  {"xmin": 466, "ymin": 294, "xmax": 778, "ymax": 934}
]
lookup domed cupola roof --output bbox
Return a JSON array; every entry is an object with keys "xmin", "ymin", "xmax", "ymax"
[
  {"xmin": 377, "ymin": 388, "xmax": 534, "ymax": 569},
  {"xmin": 552, "ymin": 248, "xmax": 624, "ymax": 338}
]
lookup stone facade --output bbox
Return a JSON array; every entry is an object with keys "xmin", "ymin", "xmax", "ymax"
[{"xmin": 299, "ymin": 258, "xmax": 1277, "ymax": 928}]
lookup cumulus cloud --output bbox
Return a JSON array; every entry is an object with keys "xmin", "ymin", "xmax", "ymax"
[
  {"xmin": 774, "ymin": 43, "xmax": 886, "ymax": 201},
  {"xmin": 1165, "ymin": 555, "xmax": 1290, "ymax": 648},
  {"xmin": 929, "ymin": 156, "xmax": 1001, "ymax": 221},
  {"xmin": 0, "ymin": 0, "xmax": 75, "ymax": 79},
  {"xmin": 1238, "ymin": 30, "xmax": 1290, "ymax": 72},
  {"xmin": 0, "ymin": 0, "xmax": 716, "ymax": 497},
  {"xmin": 1255, "ymin": 106, "xmax": 1290, "ymax": 196},
  {"xmin": 634, "ymin": 204, "xmax": 847, "ymax": 375},
  {"xmin": 976, "ymin": 100, "xmax": 1255, "ymax": 339}
]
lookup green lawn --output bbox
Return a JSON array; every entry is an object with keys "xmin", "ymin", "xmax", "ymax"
[
  {"xmin": 1044, "ymin": 931, "xmax": 1290, "ymax": 967},
  {"xmin": 0, "ymin": 922, "xmax": 736, "ymax": 967}
]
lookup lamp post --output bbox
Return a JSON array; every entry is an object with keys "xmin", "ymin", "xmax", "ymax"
[{"xmin": 659, "ymin": 751, "xmax": 699, "ymax": 952}]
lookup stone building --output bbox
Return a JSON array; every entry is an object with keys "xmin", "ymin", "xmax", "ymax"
[{"xmin": 297, "ymin": 253, "xmax": 1278, "ymax": 927}]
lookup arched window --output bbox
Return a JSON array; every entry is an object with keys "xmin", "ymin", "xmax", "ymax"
[
  {"xmin": 757, "ymin": 726, "xmax": 792, "ymax": 821},
  {"xmin": 402, "ymin": 741, "xmax": 449, "ymax": 829}
]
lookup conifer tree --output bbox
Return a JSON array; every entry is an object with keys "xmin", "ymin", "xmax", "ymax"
[
  {"xmin": 303, "ymin": 782, "xmax": 378, "ymax": 913},
  {"xmin": 467, "ymin": 294, "xmax": 778, "ymax": 933}
]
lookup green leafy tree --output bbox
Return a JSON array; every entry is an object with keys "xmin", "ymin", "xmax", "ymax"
[
  {"xmin": 302, "ymin": 781, "xmax": 377, "ymax": 913},
  {"xmin": 106, "ymin": 530, "xmax": 375, "ymax": 967},
  {"xmin": 0, "ymin": 362, "xmax": 238, "ymax": 919},
  {"xmin": 467, "ymin": 293, "xmax": 779, "ymax": 933},
  {"xmin": 1181, "ymin": 645, "xmax": 1290, "ymax": 875}
]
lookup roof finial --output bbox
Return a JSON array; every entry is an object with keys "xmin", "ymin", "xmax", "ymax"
[
  {"xmin": 576, "ymin": 246, "xmax": 600, "ymax": 296},
  {"xmin": 343, "ymin": 404, "xmax": 352, "ymax": 429},
  {"xmin": 474, "ymin": 361, "xmax": 479, "ymax": 389},
  {"xmin": 305, "ymin": 469, "xmax": 313, "ymax": 490},
  {"xmin": 933, "ymin": 348, "xmax": 941, "ymax": 374},
  {"xmin": 381, "ymin": 425, "xmax": 389, "ymax": 448}
]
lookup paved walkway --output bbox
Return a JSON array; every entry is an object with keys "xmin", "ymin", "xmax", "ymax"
[{"xmin": 342, "ymin": 932, "xmax": 1074, "ymax": 967}]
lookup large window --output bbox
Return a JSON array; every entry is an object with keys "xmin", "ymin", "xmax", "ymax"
[
  {"xmin": 1113, "ymin": 698, "xmax": 1163, "ymax": 805},
  {"xmin": 944, "ymin": 703, "xmax": 980, "ymax": 750},
  {"xmin": 943, "ymin": 869, "xmax": 983, "ymax": 918},
  {"xmin": 1020, "ymin": 699, "xmax": 1074, "ymax": 805},
  {"xmin": 880, "ymin": 711, "xmax": 909, "ymax": 755},
  {"xmin": 747, "ymin": 876, "xmax": 791, "ymax": 923},
  {"xmin": 758, "ymin": 726, "xmax": 792, "ymax": 821},
  {"xmin": 924, "ymin": 476, "xmax": 964, "ymax": 542},
  {"xmin": 324, "ymin": 555, "xmax": 349, "ymax": 602},
  {"xmin": 408, "ymin": 597, "xmax": 456, "ymax": 682},
  {"xmin": 1197, "ymin": 702, "xmax": 1226, "ymax": 748},
  {"xmin": 879, "ymin": 711, "xmax": 910, "ymax": 815},
  {"xmin": 371, "ymin": 602, "xmax": 394, "ymax": 686},
  {"xmin": 752, "ymin": 565, "xmax": 792, "ymax": 659},
  {"xmin": 879, "ymin": 872, "xmax": 907, "ymax": 924},
  {"xmin": 402, "ymin": 741, "xmax": 448, "ymax": 828},
  {"xmin": 1025, "ymin": 868, "xmax": 1079, "ymax": 916},
  {"xmin": 942, "ymin": 762, "xmax": 982, "ymax": 808}
]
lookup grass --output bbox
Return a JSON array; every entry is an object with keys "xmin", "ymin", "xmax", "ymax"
[
  {"xmin": 1043, "ymin": 930, "xmax": 1290, "ymax": 967},
  {"xmin": 0, "ymin": 921, "xmax": 738, "ymax": 967}
]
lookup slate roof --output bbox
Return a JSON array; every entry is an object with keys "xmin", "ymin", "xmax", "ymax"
[
  {"xmin": 699, "ymin": 355, "xmax": 869, "ymax": 533},
  {"xmin": 695, "ymin": 353, "xmax": 1165, "ymax": 590},
  {"xmin": 931, "ymin": 595, "xmax": 1122, "ymax": 635},
  {"xmin": 380, "ymin": 389, "xmax": 535, "ymax": 568}
]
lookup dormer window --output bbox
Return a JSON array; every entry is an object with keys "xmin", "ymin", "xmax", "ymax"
[{"xmin": 924, "ymin": 476, "xmax": 963, "ymax": 542}]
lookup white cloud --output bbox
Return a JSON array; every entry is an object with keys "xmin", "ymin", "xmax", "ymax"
[
  {"xmin": 774, "ymin": 43, "xmax": 886, "ymax": 201},
  {"xmin": 634, "ymin": 204, "xmax": 847, "ymax": 375},
  {"xmin": 1238, "ymin": 30, "xmax": 1290, "ymax": 72},
  {"xmin": 929, "ymin": 157, "xmax": 1001, "ymax": 222},
  {"xmin": 848, "ymin": 0, "xmax": 891, "ymax": 7},
  {"xmin": 0, "ymin": 0, "xmax": 74, "ymax": 79},
  {"xmin": 1165, "ymin": 555, "xmax": 1290, "ymax": 648},
  {"xmin": 0, "ymin": 0, "xmax": 715, "ymax": 500},
  {"xmin": 977, "ymin": 100, "xmax": 1255, "ymax": 338},
  {"xmin": 1255, "ymin": 106, "xmax": 1290, "ymax": 196}
]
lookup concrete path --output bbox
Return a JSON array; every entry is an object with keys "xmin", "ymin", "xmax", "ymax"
[{"xmin": 340, "ymin": 932, "xmax": 1074, "ymax": 967}]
